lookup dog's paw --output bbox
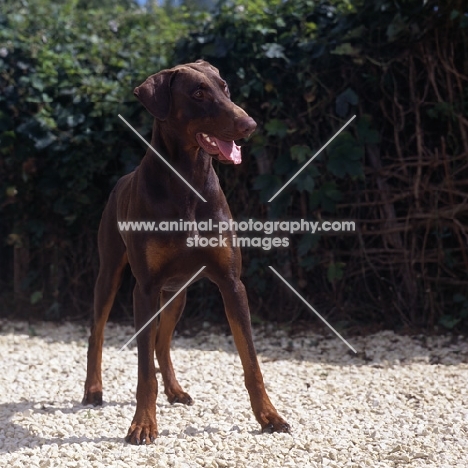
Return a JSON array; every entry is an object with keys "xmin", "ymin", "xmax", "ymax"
[
  {"xmin": 262, "ymin": 421, "xmax": 291, "ymax": 434},
  {"xmin": 261, "ymin": 415, "xmax": 291, "ymax": 434},
  {"xmin": 167, "ymin": 391, "xmax": 194, "ymax": 406},
  {"xmin": 125, "ymin": 421, "xmax": 158, "ymax": 445},
  {"xmin": 82, "ymin": 390, "xmax": 103, "ymax": 406}
]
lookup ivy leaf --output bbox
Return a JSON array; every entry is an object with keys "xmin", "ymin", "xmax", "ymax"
[
  {"xmin": 66, "ymin": 113, "xmax": 85, "ymax": 128},
  {"xmin": 34, "ymin": 133, "xmax": 57, "ymax": 150},
  {"xmin": 331, "ymin": 42, "xmax": 360, "ymax": 56},
  {"xmin": 265, "ymin": 119, "xmax": 288, "ymax": 138},
  {"xmin": 262, "ymin": 43, "xmax": 287, "ymax": 60},
  {"xmin": 30, "ymin": 291, "xmax": 43, "ymax": 305},
  {"xmin": 327, "ymin": 132, "xmax": 364, "ymax": 179},
  {"xmin": 253, "ymin": 174, "xmax": 282, "ymax": 203},
  {"xmin": 290, "ymin": 145, "xmax": 312, "ymax": 163},
  {"xmin": 335, "ymin": 88, "xmax": 358, "ymax": 117},
  {"xmin": 310, "ymin": 182, "xmax": 342, "ymax": 213},
  {"xmin": 294, "ymin": 174, "xmax": 315, "ymax": 193}
]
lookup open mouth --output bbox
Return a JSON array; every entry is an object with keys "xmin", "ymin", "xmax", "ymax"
[{"xmin": 196, "ymin": 133, "xmax": 242, "ymax": 165}]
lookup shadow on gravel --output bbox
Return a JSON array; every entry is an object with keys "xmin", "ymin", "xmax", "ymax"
[
  {"xmin": 0, "ymin": 400, "xmax": 128, "ymax": 454},
  {"xmin": 0, "ymin": 400, "xmax": 263, "ymax": 454}
]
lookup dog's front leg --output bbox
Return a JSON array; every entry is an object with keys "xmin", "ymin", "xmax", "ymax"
[
  {"xmin": 218, "ymin": 277, "xmax": 290, "ymax": 433},
  {"xmin": 125, "ymin": 282, "xmax": 160, "ymax": 445}
]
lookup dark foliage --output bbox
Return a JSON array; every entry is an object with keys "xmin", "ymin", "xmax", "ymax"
[{"xmin": 1, "ymin": 0, "xmax": 467, "ymax": 330}]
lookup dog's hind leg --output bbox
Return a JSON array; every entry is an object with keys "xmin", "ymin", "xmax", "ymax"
[{"xmin": 83, "ymin": 200, "xmax": 128, "ymax": 406}]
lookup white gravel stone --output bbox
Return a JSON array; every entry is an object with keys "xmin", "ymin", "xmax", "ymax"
[{"xmin": 0, "ymin": 320, "xmax": 467, "ymax": 467}]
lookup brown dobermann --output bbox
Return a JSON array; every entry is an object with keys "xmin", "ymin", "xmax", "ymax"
[{"xmin": 82, "ymin": 60, "xmax": 290, "ymax": 444}]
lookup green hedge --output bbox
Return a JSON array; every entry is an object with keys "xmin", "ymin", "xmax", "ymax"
[{"xmin": 0, "ymin": 0, "xmax": 200, "ymax": 318}]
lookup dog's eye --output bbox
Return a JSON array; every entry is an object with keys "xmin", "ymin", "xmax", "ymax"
[
  {"xmin": 224, "ymin": 84, "xmax": 230, "ymax": 96},
  {"xmin": 193, "ymin": 90, "xmax": 204, "ymax": 100}
]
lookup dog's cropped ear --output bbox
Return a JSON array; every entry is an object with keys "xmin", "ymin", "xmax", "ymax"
[{"xmin": 134, "ymin": 70, "xmax": 177, "ymax": 121}]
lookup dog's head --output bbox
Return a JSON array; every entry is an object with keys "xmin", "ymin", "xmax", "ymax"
[{"xmin": 134, "ymin": 60, "xmax": 256, "ymax": 165}]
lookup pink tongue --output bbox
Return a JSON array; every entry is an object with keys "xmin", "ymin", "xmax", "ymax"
[{"xmin": 213, "ymin": 138, "xmax": 242, "ymax": 164}]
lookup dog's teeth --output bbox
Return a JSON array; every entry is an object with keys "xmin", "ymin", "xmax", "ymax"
[{"xmin": 201, "ymin": 133, "xmax": 217, "ymax": 147}]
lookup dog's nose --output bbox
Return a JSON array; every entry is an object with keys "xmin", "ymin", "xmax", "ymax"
[{"xmin": 237, "ymin": 117, "xmax": 257, "ymax": 137}]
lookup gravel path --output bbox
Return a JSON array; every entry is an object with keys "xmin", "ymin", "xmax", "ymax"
[{"xmin": 0, "ymin": 320, "xmax": 467, "ymax": 467}]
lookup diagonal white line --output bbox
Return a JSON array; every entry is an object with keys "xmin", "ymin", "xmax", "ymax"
[
  {"xmin": 119, "ymin": 266, "xmax": 206, "ymax": 352},
  {"xmin": 268, "ymin": 115, "xmax": 356, "ymax": 202},
  {"xmin": 268, "ymin": 266, "xmax": 357, "ymax": 353},
  {"xmin": 118, "ymin": 114, "xmax": 207, "ymax": 203}
]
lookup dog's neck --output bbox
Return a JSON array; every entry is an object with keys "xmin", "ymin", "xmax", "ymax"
[{"xmin": 138, "ymin": 120, "xmax": 220, "ymax": 212}]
